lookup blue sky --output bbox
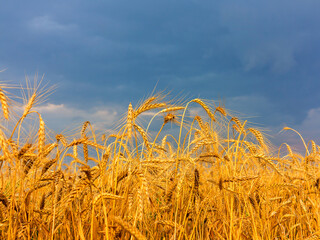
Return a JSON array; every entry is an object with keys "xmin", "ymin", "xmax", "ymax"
[{"xmin": 1, "ymin": 0, "xmax": 320, "ymax": 148}]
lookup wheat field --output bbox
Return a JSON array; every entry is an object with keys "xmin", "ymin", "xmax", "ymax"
[{"xmin": 0, "ymin": 83, "xmax": 320, "ymax": 240}]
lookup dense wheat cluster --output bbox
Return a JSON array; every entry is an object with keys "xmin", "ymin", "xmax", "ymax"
[{"xmin": 0, "ymin": 83, "xmax": 320, "ymax": 240}]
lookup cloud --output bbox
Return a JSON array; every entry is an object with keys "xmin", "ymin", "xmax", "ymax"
[
  {"xmin": 226, "ymin": 95, "xmax": 277, "ymax": 122},
  {"xmin": 28, "ymin": 15, "xmax": 77, "ymax": 33},
  {"xmin": 243, "ymin": 44, "xmax": 296, "ymax": 73},
  {"xmin": 33, "ymin": 103, "xmax": 122, "ymax": 132},
  {"xmin": 269, "ymin": 106, "xmax": 320, "ymax": 152},
  {"xmin": 1, "ymin": 0, "xmax": 320, "ymax": 143},
  {"xmin": 296, "ymin": 107, "xmax": 320, "ymax": 143}
]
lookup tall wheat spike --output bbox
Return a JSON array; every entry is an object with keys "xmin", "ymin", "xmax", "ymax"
[
  {"xmin": 38, "ymin": 114, "xmax": 45, "ymax": 158},
  {"xmin": 0, "ymin": 88, "xmax": 9, "ymax": 120},
  {"xmin": 22, "ymin": 93, "xmax": 36, "ymax": 119},
  {"xmin": 73, "ymin": 144, "xmax": 78, "ymax": 159},
  {"xmin": 127, "ymin": 103, "xmax": 133, "ymax": 139},
  {"xmin": 81, "ymin": 121, "xmax": 90, "ymax": 137}
]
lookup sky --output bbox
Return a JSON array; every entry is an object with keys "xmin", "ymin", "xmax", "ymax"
[{"xmin": 1, "ymin": 0, "xmax": 320, "ymax": 150}]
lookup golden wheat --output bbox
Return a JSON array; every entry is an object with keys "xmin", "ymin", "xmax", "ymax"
[{"xmin": 0, "ymin": 84, "xmax": 319, "ymax": 239}]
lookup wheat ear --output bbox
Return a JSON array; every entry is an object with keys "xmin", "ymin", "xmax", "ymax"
[
  {"xmin": 73, "ymin": 144, "xmax": 78, "ymax": 160},
  {"xmin": 194, "ymin": 168, "xmax": 200, "ymax": 197},
  {"xmin": 22, "ymin": 92, "xmax": 36, "ymax": 119},
  {"xmin": 214, "ymin": 106, "xmax": 227, "ymax": 116},
  {"xmin": 134, "ymin": 103, "xmax": 166, "ymax": 118},
  {"xmin": 230, "ymin": 117, "xmax": 242, "ymax": 128},
  {"xmin": 81, "ymin": 121, "xmax": 91, "ymax": 137},
  {"xmin": 43, "ymin": 143, "xmax": 58, "ymax": 157},
  {"xmin": 134, "ymin": 96, "xmax": 156, "ymax": 115},
  {"xmin": 83, "ymin": 143, "xmax": 88, "ymax": 163},
  {"xmin": 17, "ymin": 143, "xmax": 32, "ymax": 159},
  {"xmin": 56, "ymin": 134, "xmax": 67, "ymax": 147},
  {"xmin": 248, "ymin": 128, "xmax": 265, "ymax": 150},
  {"xmin": 67, "ymin": 138, "xmax": 87, "ymax": 147},
  {"xmin": 41, "ymin": 158, "xmax": 57, "ymax": 176},
  {"xmin": 192, "ymin": 99, "xmax": 216, "ymax": 122},
  {"xmin": 111, "ymin": 216, "xmax": 147, "ymax": 240},
  {"xmin": 0, "ymin": 192, "xmax": 9, "ymax": 207},
  {"xmin": 0, "ymin": 88, "xmax": 9, "ymax": 120},
  {"xmin": 38, "ymin": 113, "xmax": 45, "ymax": 158},
  {"xmin": 159, "ymin": 106, "xmax": 185, "ymax": 113},
  {"xmin": 127, "ymin": 103, "xmax": 133, "ymax": 139},
  {"xmin": 133, "ymin": 124, "xmax": 150, "ymax": 150}
]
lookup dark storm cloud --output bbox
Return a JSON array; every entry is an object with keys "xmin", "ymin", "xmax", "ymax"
[{"xmin": 1, "ymin": 0, "xmax": 320, "ymax": 141}]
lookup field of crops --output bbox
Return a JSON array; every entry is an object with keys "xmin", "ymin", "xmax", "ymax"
[{"xmin": 0, "ymin": 83, "xmax": 320, "ymax": 239}]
